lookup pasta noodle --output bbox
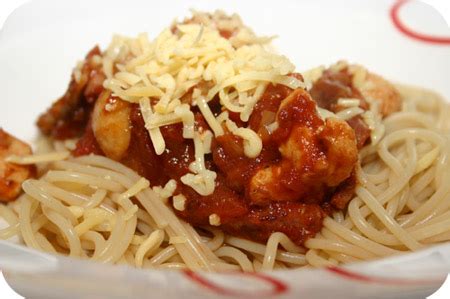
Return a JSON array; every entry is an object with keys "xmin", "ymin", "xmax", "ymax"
[
  {"xmin": 2, "ymin": 84, "xmax": 448, "ymax": 271},
  {"xmin": 1, "ymin": 10, "xmax": 450, "ymax": 272}
]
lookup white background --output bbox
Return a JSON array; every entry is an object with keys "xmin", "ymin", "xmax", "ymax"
[{"xmin": 0, "ymin": 0, "xmax": 449, "ymax": 298}]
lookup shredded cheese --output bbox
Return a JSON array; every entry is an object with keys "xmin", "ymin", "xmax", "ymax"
[
  {"xmin": 316, "ymin": 107, "xmax": 337, "ymax": 120},
  {"xmin": 63, "ymin": 139, "xmax": 78, "ymax": 151},
  {"xmin": 362, "ymin": 111, "xmax": 376, "ymax": 130},
  {"xmin": 335, "ymin": 107, "xmax": 364, "ymax": 120},
  {"xmin": 181, "ymin": 132, "xmax": 217, "ymax": 195},
  {"xmin": 119, "ymin": 177, "xmax": 150, "ymax": 201},
  {"xmin": 152, "ymin": 179, "xmax": 177, "ymax": 203},
  {"xmin": 100, "ymin": 11, "xmax": 305, "ymax": 197},
  {"xmin": 139, "ymin": 98, "xmax": 165, "ymax": 155},
  {"xmin": 349, "ymin": 65, "xmax": 368, "ymax": 89},
  {"xmin": 199, "ymin": 130, "xmax": 213, "ymax": 154},
  {"xmin": 209, "ymin": 214, "xmax": 221, "ymax": 226},
  {"xmin": 222, "ymin": 117, "xmax": 262, "ymax": 158},
  {"xmin": 197, "ymin": 96, "xmax": 224, "ymax": 136},
  {"xmin": 265, "ymin": 122, "xmax": 279, "ymax": 134},
  {"xmin": 337, "ymin": 98, "xmax": 360, "ymax": 108},
  {"xmin": 302, "ymin": 65, "xmax": 325, "ymax": 89},
  {"xmin": 330, "ymin": 60, "xmax": 348, "ymax": 72},
  {"xmin": 173, "ymin": 194, "xmax": 187, "ymax": 211}
]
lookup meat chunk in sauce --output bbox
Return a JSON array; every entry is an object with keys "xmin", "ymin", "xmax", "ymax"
[
  {"xmin": 38, "ymin": 45, "xmax": 362, "ymax": 246},
  {"xmin": 0, "ymin": 129, "xmax": 35, "ymax": 202},
  {"xmin": 247, "ymin": 89, "xmax": 358, "ymax": 205},
  {"xmin": 62, "ymin": 82, "xmax": 358, "ymax": 246},
  {"xmin": 37, "ymin": 46, "xmax": 105, "ymax": 140},
  {"xmin": 91, "ymin": 91, "xmax": 131, "ymax": 161},
  {"xmin": 224, "ymin": 202, "xmax": 326, "ymax": 245},
  {"xmin": 310, "ymin": 63, "xmax": 402, "ymax": 148},
  {"xmin": 310, "ymin": 67, "xmax": 370, "ymax": 148},
  {"xmin": 359, "ymin": 71, "xmax": 402, "ymax": 117}
]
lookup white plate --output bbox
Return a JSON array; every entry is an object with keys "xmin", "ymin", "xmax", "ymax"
[{"xmin": 0, "ymin": 0, "xmax": 450, "ymax": 298}]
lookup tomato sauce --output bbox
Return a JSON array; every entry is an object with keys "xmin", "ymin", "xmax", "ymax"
[
  {"xmin": 68, "ymin": 82, "xmax": 359, "ymax": 246},
  {"xmin": 41, "ymin": 50, "xmax": 360, "ymax": 246}
]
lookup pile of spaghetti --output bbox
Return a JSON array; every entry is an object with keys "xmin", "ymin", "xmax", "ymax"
[{"xmin": 1, "ymin": 11, "xmax": 450, "ymax": 272}]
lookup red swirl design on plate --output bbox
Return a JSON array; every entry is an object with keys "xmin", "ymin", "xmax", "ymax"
[
  {"xmin": 183, "ymin": 270, "xmax": 288, "ymax": 297},
  {"xmin": 390, "ymin": 0, "xmax": 450, "ymax": 45},
  {"xmin": 327, "ymin": 266, "xmax": 445, "ymax": 285}
]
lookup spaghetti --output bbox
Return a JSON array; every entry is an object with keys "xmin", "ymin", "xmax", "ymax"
[
  {"xmin": 1, "ymin": 85, "xmax": 449, "ymax": 271},
  {"xmin": 1, "ymin": 11, "xmax": 450, "ymax": 272}
]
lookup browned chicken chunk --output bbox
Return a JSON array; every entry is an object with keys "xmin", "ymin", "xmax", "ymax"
[
  {"xmin": 37, "ymin": 46, "xmax": 105, "ymax": 140},
  {"xmin": 248, "ymin": 89, "xmax": 359, "ymax": 205},
  {"xmin": 310, "ymin": 63, "xmax": 402, "ymax": 148},
  {"xmin": 91, "ymin": 91, "xmax": 131, "ymax": 161},
  {"xmin": 0, "ymin": 129, "xmax": 35, "ymax": 202}
]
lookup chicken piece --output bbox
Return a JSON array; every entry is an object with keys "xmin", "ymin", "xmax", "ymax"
[
  {"xmin": 248, "ymin": 89, "xmax": 358, "ymax": 205},
  {"xmin": 91, "ymin": 91, "xmax": 131, "ymax": 161},
  {"xmin": 310, "ymin": 63, "xmax": 402, "ymax": 148},
  {"xmin": 317, "ymin": 118, "xmax": 359, "ymax": 185},
  {"xmin": 37, "ymin": 46, "xmax": 105, "ymax": 139},
  {"xmin": 355, "ymin": 69, "xmax": 402, "ymax": 117},
  {"xmin": 310, "ymin": 66, "xmax": 367, "ymax": 148},
  {"xmin": 311, "ymin": 62, "xmax": 402, "ymax": 117},
  {"xmin": 0, "ymin": 129, "xmax": 35, "ymax": 202},
  {"xmin": 345, "ymin": 116, "xmax": 371, "ymax": 149}
]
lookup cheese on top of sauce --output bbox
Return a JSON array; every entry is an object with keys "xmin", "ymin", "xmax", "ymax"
[{"xmin": 101, "ymin": 11, "xmax": 305, "ymax": 196}]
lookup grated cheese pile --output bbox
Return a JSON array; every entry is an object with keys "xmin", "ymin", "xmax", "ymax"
[{"xmin": 101, "ymin": 11, "xmax": 304, "ymax": 196}]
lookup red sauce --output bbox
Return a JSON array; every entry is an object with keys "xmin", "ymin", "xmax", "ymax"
[
  {"xmin": 72, "ymin": 121, "xmax": 103, "ymax": 157},
  {"xmin": 273, "ymin": 88, "xmax": 324, "ymax": 143},
  {"xmin": 223, "ymin": 201, "xmax": 325, "ymax": 245},
  {"xmin": 121, "ymin": 105, "xmax": 168, "ymax": 186},
  {"xmin": 47, "ymin": 51, "xmax": 360, "ymax": 246},
  {"xmin": 213, "ymin": 133, "xmax": 280, "ymax": 193},
  {"xmin": 219, "ymin": 30, "xmax": 233, "ymax": 39},
  {"xmin": 51, "ymin": 104, "xmax": 92, "ymax": 140},
  {"xmin": 68, "ymin": 83, "xmax": 358, "ymax": 246},
  {"xmin": 177, "ymin": 175, "xmax": 249, "ymax": 225},
  {"xmin": 249, "ymin": 82, "xmax": 292, "ymax": 142}
]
